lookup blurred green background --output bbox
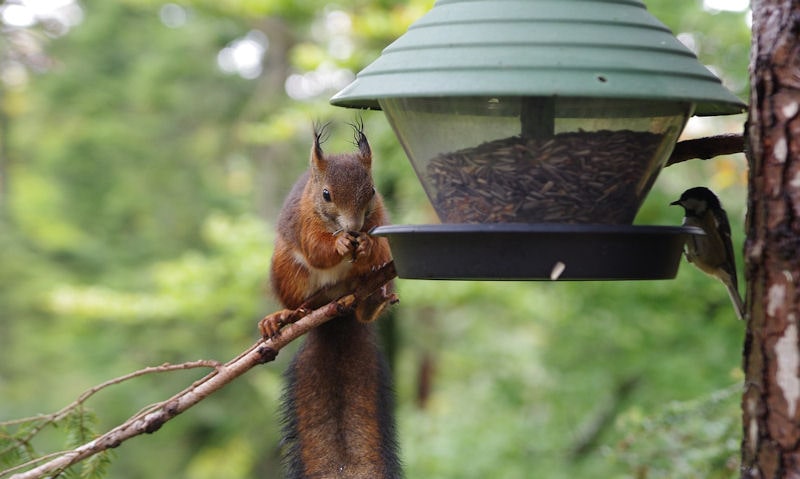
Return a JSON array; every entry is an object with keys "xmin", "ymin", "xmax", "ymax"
[{"xmin": 0, "ymin": 0, "xmax": 750, "ymax": 477}]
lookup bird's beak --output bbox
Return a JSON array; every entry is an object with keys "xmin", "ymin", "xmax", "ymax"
[{"xmin": 670, "ymin": 200, "xmax": 682, "ymax": 206}]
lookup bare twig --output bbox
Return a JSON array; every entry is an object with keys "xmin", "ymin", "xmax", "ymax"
[
  {"xmin": 2, "ymin": 262, "xmax": 397, "ymax": 479},
  {"xmin": 666, "ymin": 133, "xmax": 745, "ymax": 166},
  {"xmin": 0, "ymin": 359, "xmax": 223, "ymax": 472},
  {"xmin": 1, "ymin": 361, "xmax": 221, "ymax": 429}
]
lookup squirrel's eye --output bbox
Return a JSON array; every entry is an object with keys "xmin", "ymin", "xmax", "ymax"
[{"xmin": 322, "ymin": 188, "xmax": 332, "ymax": 202}]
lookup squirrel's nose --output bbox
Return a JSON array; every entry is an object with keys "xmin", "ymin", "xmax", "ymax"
[{"xmin": 340, "ymin": 215, "xmax": 364, "ymax": 234}]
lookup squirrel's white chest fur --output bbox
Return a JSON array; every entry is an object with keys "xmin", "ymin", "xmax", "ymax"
[{"xmin": 291, "ymin": 249, "xmax": 352, "ymax": 296}]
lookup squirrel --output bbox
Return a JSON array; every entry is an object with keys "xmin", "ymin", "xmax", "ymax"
[{"xmin": 260, "ymin": 122, "xmax": 401, "ymax": 479}]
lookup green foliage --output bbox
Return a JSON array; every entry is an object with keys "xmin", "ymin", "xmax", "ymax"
[
  {"xmin": 393, "ymin": 259, "xmax": 745, "ymax": 478},
  {"xmin": 47, "ymin": 214, "xmax": 273, "ymax": 328},
  {"xmin": 0, "ymin": 0, "xmax": 750, "ymax": 477},
  {"xmin": 0, "ymin": 405, "xmax": 110, "ymax": 479},
  {"xmin": 614, "ymin": 386, "xmax": 741, "ymax": 478},
  {"xmin": 10, "ymin": 0, "xmax": 255, "ymax": 268},
  {"xmin": 64, "ymin": 408, "xmax": 114, "ymax": 479}
]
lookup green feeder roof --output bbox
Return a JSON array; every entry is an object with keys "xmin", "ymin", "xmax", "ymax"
[{"xmin": 331, "ymin": 0, "xmax": 746, "ymax": 116}]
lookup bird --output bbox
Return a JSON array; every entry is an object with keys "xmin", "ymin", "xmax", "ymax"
[{"xmin": 671, "ymin": 186, "xmax": 745, "ymax": 320}]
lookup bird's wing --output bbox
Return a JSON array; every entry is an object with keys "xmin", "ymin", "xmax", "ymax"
[{"xmin": 713, "ymin": 207, "xmax": 738, "ymax": 289}]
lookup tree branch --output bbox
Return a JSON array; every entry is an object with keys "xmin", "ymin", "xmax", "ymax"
[
  {"xmin": 665, "ymin": 133, "xmax": 745, "ymax": 167},
  {"xmin": 0, "ymin": 360, "xmax": 222, "ymax": 474},
  {"xmin": 1, "ymin": 361, "xmax": 221, "ymax": 429},
  {"xmin": 3, "ymin": 261, "xmax": 397, "ymax": 479}
]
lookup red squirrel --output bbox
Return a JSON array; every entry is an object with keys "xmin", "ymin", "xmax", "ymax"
[{"xmin": 262, "ymin": 122, "xmax": 400, "ymax": 479}]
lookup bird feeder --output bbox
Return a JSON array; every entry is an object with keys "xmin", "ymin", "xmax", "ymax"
[{"xmin": 331, "ymin": 0, "xmax": 746, "ymax": 280}]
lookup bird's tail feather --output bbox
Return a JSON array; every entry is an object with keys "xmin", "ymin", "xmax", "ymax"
[{"xmin": 725, "ymin": 282, "xmax": 745, "ymax": 320}]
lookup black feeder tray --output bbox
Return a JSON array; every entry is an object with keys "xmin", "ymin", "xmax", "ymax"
[{"xmin": 373, "ymin": 224, "xmax": 703, "ymax": 281}]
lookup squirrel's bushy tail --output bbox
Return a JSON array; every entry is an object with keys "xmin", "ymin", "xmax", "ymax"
[{"xmin": 281, "ymin": 314, "xmax": 400, "ymax": 479}]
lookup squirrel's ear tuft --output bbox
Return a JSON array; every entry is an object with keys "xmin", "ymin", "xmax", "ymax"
[
  {"xmin": 350, "ymin": 117, "xmax": 371, "ymax": 169},
  {"xmin": 311, "ymin": 122, "xmax": 329, "ymax": 172}
]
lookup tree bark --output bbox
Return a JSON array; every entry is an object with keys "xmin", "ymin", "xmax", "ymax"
[{"xmin": 742, "ymin": 1, "xmax": 800, "ymax": 476}]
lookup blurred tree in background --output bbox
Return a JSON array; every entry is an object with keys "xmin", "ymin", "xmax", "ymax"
[{"xmin": 0, "ymin": 0, "xmax": 750, "ymax": 477}]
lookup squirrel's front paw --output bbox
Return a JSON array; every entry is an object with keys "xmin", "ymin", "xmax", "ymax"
[
  {"xmin": 354, "ymin": 232, "xmax": 373, "ymax": 259},
  {"xmin": 259, "ymin": 309, "xmax": 293, "ymax": 339},
  {"xmin": 335, "ymin": 232, "xmax": 358, "ymax": 257}
]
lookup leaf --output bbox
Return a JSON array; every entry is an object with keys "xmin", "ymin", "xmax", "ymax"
[
  {"xmin": 65, "ymin": 407, "xmax": 98, "ymax": 450},
  {"xmin": 80, "ymin": 450, "xmax": 114, "ymax": 479}
]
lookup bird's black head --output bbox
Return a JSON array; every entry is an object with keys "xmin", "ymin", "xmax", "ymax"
[{"xmin": 670, "ymin": 186, "xmax": 722, "ymax": 216}]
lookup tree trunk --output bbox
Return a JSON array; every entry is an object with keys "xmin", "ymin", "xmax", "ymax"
[{"xmin": 742, "ymin": 0, "xmax": 800, "ymax": 476}]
